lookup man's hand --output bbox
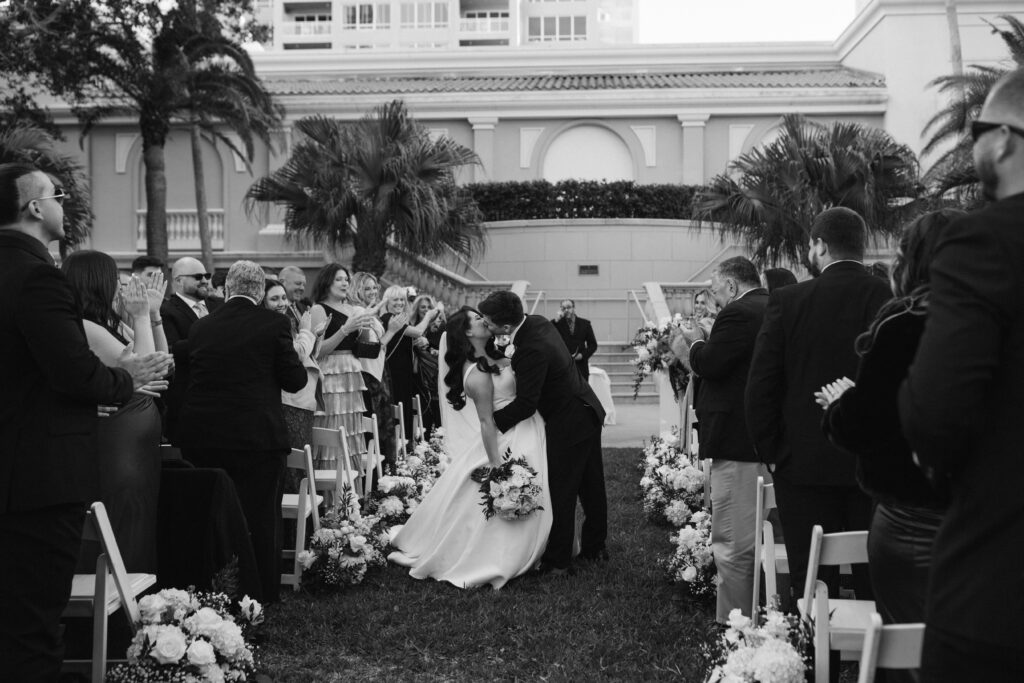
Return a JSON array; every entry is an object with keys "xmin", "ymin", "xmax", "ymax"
[{"xmin": 116, "ymin": 345, "xmax": 173, "ymax": 390}]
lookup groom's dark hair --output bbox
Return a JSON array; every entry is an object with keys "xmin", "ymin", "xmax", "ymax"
[{"xmin": 478, "ymin": 290, "xmax": 524, "ymax": 327}]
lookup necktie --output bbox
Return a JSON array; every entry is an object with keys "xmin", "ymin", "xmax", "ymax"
[{"xmin": 195, "ymin": 300, "xmax": 209, "ymax": 318}]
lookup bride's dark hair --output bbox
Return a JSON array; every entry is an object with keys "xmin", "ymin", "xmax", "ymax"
[{"xmin": 444, "ymin": 306, "xmax": 504, "ymax": 411}]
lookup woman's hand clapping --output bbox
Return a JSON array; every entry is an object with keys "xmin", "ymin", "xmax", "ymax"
[
  {"xmin": 814, "ymin": 376, "xmax": 855, "ymax": 410},
  {"xmin": 122, "ymin": 276, "xmax": 150, "ymax": 319},
  {"xmin": 145, "ymin": 271, "xmax": 167, "ymax": 316}
]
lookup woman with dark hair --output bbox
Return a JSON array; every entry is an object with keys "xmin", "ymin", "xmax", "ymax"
[
  {"xmin": 62, "ymin": 250, "xmax": 167, "ymax": 572},
  {"xmin": 817, "ymin": 209, "xmax": 963, "ymax": 634},
  {"xmin": 410, "ymin": 294, "xmax": 445, "ymax": 434},
  {"xmin": 309, "ymin": 264, "xmax": 376, "ymax": 468},
  {"xmin": 388, "ymin": 307, "xmax": 552, "ymax": 589},
  {"xmin": 381, "ymin": 285, "xmax": 440, "ymax": 447},
  {"xmin": 762, "ymin": 267, "xmax": 798, "ymax": 292}
]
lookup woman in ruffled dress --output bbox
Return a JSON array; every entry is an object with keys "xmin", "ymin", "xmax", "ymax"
[{"xmin": 309, "ymin": 264, "xmax": 376, "ymax": 469}]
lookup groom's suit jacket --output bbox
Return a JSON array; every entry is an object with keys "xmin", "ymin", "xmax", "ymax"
[{"xmin": 493, "ymin": 315, "xmax": 605, "ymax": 451}]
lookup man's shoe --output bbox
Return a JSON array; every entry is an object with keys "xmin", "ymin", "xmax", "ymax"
[
  {"xmin": 530, "ymin": 561, "xmax": 576, "ymax": 578},
  {"xmin": 579, "ymin": 548, "xmax": 610, "ymax": 562}
]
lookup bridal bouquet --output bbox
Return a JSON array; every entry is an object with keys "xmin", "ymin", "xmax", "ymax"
[
  {"xmin": 639, "ymin": 429, "xmax": 706, "ymax": 527},
  {"xmin": 298, "ymin": 500, "xmax": 388, "ymax": 590},
  {"xmin": 662, "ymin": 510, "xmax": 717, "ymax": 600},
  {"xmin": 105, "ymin": 588, "xmax": 263, "ymax": 682},
  {"xmin": 631, "ymin": 314, "xmax": 691, "ymax": 399},
  {"xmin": 470, "ymin": 449, "xmax": 544, "ymax": 521},
  {"xmin": 705, "ymin": 604, "xmax": 811, "ymax": 683}
]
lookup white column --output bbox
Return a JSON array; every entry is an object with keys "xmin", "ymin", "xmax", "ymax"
[
  {"xmin": 677, "ymin": 114, "xmax": 710, "ymax": 185},
  {"xmin": 469, "ymin": 116, "xmax": 498, "ymax": 182}
]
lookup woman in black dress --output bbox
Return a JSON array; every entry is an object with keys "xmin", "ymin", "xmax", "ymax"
[
  {"xmin": 410, "ymin": 294, "xmax": 445, "ymax": 435},
  {"xmin": 381, "ymin": 286, "xmax": 440, "ymax": 448},
  {"xmin": 817, "ymin": 209, "xmax": 964, "ymax": 632}
]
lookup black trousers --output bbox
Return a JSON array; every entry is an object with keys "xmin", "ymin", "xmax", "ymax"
[
  {"xmin": 922, "ymin": 623, "xmax": 1024, "ymax": 682},
  {"xmin": 0, "ymin": 503, "xmax": 86, "ymax": 682},
  {"xmin": 772, "ymin": 475, "xmax": 874, "ymax": 604},
  {"xmin": 182, "ymin": 448, "xmax": 286, "ymax": 603},
  {"xmin": 542, "ymin": 429, "xmax": 606, "ymax": 569}
]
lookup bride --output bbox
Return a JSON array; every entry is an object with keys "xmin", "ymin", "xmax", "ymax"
[{"xmin": 388, "ymin": 307, "xmax": 552, "ymax": 589}]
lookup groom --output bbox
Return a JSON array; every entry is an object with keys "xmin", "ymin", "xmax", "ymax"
[{"xmin": 479, "ymin": 291, "xmax": 608, "ymax": 575}]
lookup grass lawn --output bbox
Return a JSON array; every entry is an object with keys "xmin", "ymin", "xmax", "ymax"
[{"xmin": 258, "ymin": 447, "xmax": 719, "ymax": 682}]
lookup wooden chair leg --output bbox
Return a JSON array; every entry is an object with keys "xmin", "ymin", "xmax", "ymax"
[{"xmin": 92, "ymin": 553, "xmax": 109, "ymax": 683}]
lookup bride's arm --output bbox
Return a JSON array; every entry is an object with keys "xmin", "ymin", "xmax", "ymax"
[{"xmin": 465, "ymin": 370, "xmax": 503, "ymax": 468}]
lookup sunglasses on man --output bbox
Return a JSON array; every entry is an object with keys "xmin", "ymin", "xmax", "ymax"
[
  {"xmin": 178, "ymin": 273, "xmax": 213, "ymax": 281},
  {"xmin": 971, "ymin": 120, "xmax": 1024, "ymax": 143},
  {"xmin": 20, "ymin": 187, "xmax": 68, "ymax": 212}
]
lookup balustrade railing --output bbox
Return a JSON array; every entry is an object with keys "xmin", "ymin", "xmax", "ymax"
[
  {"xmin": 136, "ymin": 210, "xmax": 225, "ymax": 252},
  {"xmin": 459, "ymin": 17, "xmax": 510, "ymax": 33},
  {"xmin": 281, "ymin": 20, "xmax": 333, "ymax": 36},
  {"xmin": 384, "ymin": 246, "xmax": 527, "ymax": 310}
]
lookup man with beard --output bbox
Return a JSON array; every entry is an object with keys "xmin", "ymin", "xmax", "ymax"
[
  {"xmin": 745, "ymin": 208, "xmax": 890, "ymax": 612},
  {"xmin": 899, "ymin": 68, "xmax": 1024, "ymax": 681}
]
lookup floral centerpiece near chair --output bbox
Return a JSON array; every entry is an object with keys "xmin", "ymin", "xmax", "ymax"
[
  {"xmin": 705, "ymin": 604, "xmax": 812, "ymax": 683},
  {"xmin": 630, "ymin": 315, "xmax": 691, "ymax": 399},
  {"xmin": 662, "ymin": 509, "xmax": 717, "ymax": 601},
  {"xmin": 105, "ymin": 588, "xmax": 264, "ymax": 682},
  {"xmin": 396, "ymin": 426, "xmax": 450, "ymax": 497},
  {"xmin": 298, "ymin": 493, "xmax": 389, "ymax": 590},
  {"xmin": 639, "ymin": 429, "xmax": 707, "ymax": 527}
]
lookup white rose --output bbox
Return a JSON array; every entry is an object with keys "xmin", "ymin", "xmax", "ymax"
[
  {"xmin": 349, "ymin": 534, "xmax": 369, "ymax": 553},
  {"xmin": 209, "ymin": 621, "xmax": 246, "ymax": 660},
  {"xmin": 201, "ymin": 663, "xmax": 226, "ymax": 683},
  {"xmin": 137, "ymin": 594, "xmax": 169, "ymax": 624},
  {"xmin": 186, "ymin": 607, "xmax": 224, "ymax": 637},
  {"xmin": 681, "ymin": 566, "xmax": 698, "ymax": 582},
  {"xmin": 150, "ymin": 626, "xmax": 188, "ymax": 665},
  {"xmin": 186, "ymin": 639, "xmax": 216, "ymax": 666},
  {"xmin": 239, "ymin": 595, "xmax": 263, "ymax": 624},
  {"xmin": 298, "ymin": 549, "xmax": 317, "ymax": 569},
  {"xmin": 727, "ymin": 609, "xmax": 751, "ymax": 631},
  {"xmin": 432, "ymin": 427, "xmax": 445, "ymax": 438}
]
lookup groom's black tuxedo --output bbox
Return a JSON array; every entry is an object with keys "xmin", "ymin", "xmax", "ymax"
[{"xmin": 493, "ymin": 315, "xmax": 607, "ymax": 568}]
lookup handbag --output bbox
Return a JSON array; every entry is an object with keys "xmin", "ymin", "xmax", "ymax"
[{"xmin": 355, "ymin": 327, "xmax": 381, "ymax": 359}]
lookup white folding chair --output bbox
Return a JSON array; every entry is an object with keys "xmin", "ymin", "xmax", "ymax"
[
  {"xmin": 857, "ymin": 613, "xmax": 925, "ymax": 683},
  {"xmin": 701, "ymin": 458, "xmax": 711, "ymax": 511},
  {"xmin": 410, "ymin": 394, "xmax": 425, "ymax": 442},
  {"xmin": 339, "ymin": 415, "xmax": 385, "ymax": 497},
  {"xmin": 797, "ymin": 526, "xmax": 876, "ymax": 683},
  {"xmin": 392, "ymin": 401, "xmax": 407, "ymax": 460},
  {"xmin": 62, "ymin": 502, "xmax": 157, "ymax": 682},
  {"xmin": 280, "ymin": 445, "xmax": 323, "ymax": 590},
  {"xmin": 311, "ymin": 426, "xmax": 362, "ymax": 500},
  {"xmin": 751, "ymin": 475, "xmax": 790, "ymax": 620}
]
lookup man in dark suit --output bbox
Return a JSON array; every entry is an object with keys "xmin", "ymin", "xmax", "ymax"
[
  {"xmin": 745, "ymin": 208, "xmax": 890, "ymax": 604},
  {"xmin": 480, "ymin": 291, "xmax": 607, "ymax": 575},
  {"xmin": 0, "ymin": 163, "xmax": 170, "ymax": 679},
  {"xmin": 175, "ymin": 260, "xmax": 307, "ymax": 602},
  {"xmin": 675, "ymin": 257, "xmax": 768, "ymax": 622},
  {"xmin": 552, "ymin": 299, "xmax": 598, "ymax": 380},
  {"xmin": 899, "ymin": 69, "xmax": 1024, "ymax": 682},
  {"xmin": 278, "ymin": 265, "xmax": 310, "ymax": 333}
]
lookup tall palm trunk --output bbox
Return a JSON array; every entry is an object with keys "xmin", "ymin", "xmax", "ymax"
[
  {"xmin": 352, "ymin": 219, "xmax": 388, "ymax": 278},
  {"xmin": 190, "ymin": 123, "xmax": 214, "ymax": 272},
  {"xmin": 142, "ymin": 139, "xmax": 169, "ymax": 264},
  {"xmin": 945, "ymin": 1, "xmax": 964, "ymax": 78}
]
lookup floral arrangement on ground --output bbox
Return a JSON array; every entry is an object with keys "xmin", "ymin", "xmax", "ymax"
[
  {"xmin": 105, "ymin": 588, "xmax": 264, "ymax": 682},
  {"xmin": 662, "ymin": 509, "xmax": 718, "ymax": 601},
  {"xmin": 638, "ymin": 428, "xmax": 706, "ymax": 526},
  {"xmin": 630, "ymin": 314, "xmax": 691, "ymax": 399},
  {"xmin": 470, "ymin": 449, "xmax": 545, "ymax": 521},
  {"xmin": 705, "ymin": 604, "xmax": 813, "ymax": 683},
  {"xmin": 297, "ymin": 493, "xmax": 389, "ymax": 591}
]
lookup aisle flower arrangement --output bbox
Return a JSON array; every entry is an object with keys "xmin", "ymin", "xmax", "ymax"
[
  {"xmin": 106, "ymin": 588, "xmax": 263, "ymax": 682},
  {"xmin": 470, "ymin": 449, "xmax": 545, "ymax": 521},
  {"xmin": 630, "ymin": 315, "xmax": 691, "ymax": 398},
  {"xmin": 638, "ymin": 429, "xmax": 706, "ymax": 527},
  {"xmin": 662, "ymin": 510, "xmax": 717, "ymax": 600},
  {"xmin": 298, "ymin": 497, "xmax": 388, "ymax": 590},
  {"xmin": 705, "ymin": 605, "xmax": 812, "ymax": 683},
  {"xmin": 396, "ymin": 427, "xmax": 450, "ymax": 497},
  {"xmin": 362, "ymin": 475, "xmax": 420, "ymax": 525}
]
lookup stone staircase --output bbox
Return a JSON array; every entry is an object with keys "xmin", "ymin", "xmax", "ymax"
[{"xmin": 591, "ymin": 343, "xmax": 657, "ymax": 405}]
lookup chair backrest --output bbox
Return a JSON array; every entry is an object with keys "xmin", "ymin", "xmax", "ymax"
[
  {"xmin": 357, "ymin": 414, "xmax": 385, "ymax": 482},
  {"xmin": 287, "ymin": 445, "xmax": 320, "ymax": 529},
  {"xmin": 83, "ymin": 502, "xmax": 142, "ymax": 629},
  {"xmin": 857, "ymin": 613, "xmax": 925, "ymax": 683},
  {"xmin": 701, "ymin": 458, "xmax": 711, "ymax": 510},
  {"xmin": 752, "ymin": 475, "xmax": 770, "ymax": 619},
  {"xmin": 392, "ymin": 402, "xmax": 406, "ymax": 459},
  {"xmin": 410, "ymin": 394, "xmax": 425, "ymax": 441},
  {"xmin": 311, "ymin": 426, "xmax": 359, "ymax": 495},
  {"xmin": 801, "ymin": 525, "xmax": 869, "ymax": 613}
]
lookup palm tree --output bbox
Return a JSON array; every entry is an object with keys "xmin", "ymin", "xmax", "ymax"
[
  {"xmin": 0, "ymin": 122, "xmax": 92, "ymax": 253},
  {"xmin": 923, "ymin": 14, "xmax": 1024, "ymax": 203},
  {"xmin": 693, "ymin": 114, "xmax": 923, "ymax": 268},
  {"xmin": 0, "ymin": 1, "xmax": 281, "ymax": 264},
  {"xmin": 246, "ymin": 100, "xmax": 485, "ymax": 277}
]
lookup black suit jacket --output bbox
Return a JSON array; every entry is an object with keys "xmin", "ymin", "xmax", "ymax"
[
  {"xmin": 745, "ymin": 262, "xmax": 890, "ymax": 485},
  {"xmin": 552, "ymin": 316, "xmax": 598, "ymax": 378},
  {"xmin": 689, "ymin": 288, "xmax": 768, "ymax": 463},
  {"xmin": 493, "ymin": 315, "xmax": 605, "ymax": 451},
  {"xmin": 174, "ymin": 297, "xmax": 307, "ymax": 452},
  {"xmin": 160, "ymin": 294, "xmax": 222, "ymax": 347},
  {"xmin": 0, "ymin": 231, "xmax": 133, "ymax": 512},
  {"xmin": 899, "ymin": 193, "xmax": 1024, "ymax": 648}
]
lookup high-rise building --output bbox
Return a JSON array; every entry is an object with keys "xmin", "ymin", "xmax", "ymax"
[{"xmin": 257, "ymin": 0, "xmax": 638, "ymax": 52}]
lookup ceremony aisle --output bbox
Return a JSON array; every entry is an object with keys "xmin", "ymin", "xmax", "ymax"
[{"xmin": 259, "ymin": 448, "xmax": 719, "ymax": 682}]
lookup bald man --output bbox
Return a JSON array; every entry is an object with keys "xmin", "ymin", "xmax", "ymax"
[
  {"xmin": 278, "ymin": 265, "xmax": 309, "ymax": 332},
  {"xmin": 900, "ymin": 68, "xmax": 1024, "ymax": 681}
]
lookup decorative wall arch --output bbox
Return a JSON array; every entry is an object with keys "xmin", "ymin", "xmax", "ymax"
[
  {"xmin": 531, "ymin": 120, "xmax": 641, "ymax": 182},
  {"xmin": 740, "ymin": 116, "xmax": 788, "ymax": 156}
]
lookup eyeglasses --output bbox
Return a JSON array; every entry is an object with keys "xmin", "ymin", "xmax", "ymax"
[
  {"xmin": 971, "ymin": 120, "xmax": 1024, "ymax": 143},
  {"xmin": 20, "ymin": 187, "xmax": 67, "ymax": 212},
  {"xmin": 178, "ymin": 273, "xmax": 212, "ymax": 281}
]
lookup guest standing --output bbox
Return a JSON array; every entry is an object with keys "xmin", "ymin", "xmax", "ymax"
[
  {"xmin": 62, "ymin": 251, "xmax": 167, "ymax": 573},
  {"xmin": 278, "ymin": 265, "xmax": 309, "ymax": 332},
  {"xmin": 0, "ymin": 163, "xmax": 169, "ymax": 679},
  {"xmin": 310, "ymin": 264, "xmax": 374, "ymax": 468},
  {"xmin": 745, "ymin": 207, "xmax": 891, "ymax": 604},
  {"xmin": 175, "ymin": 261, "xmax": 307, "ymax": 603},
  {"xmin": 552, "ymin": 299, "xmax": 598, "ymax": 380},
  {"xmin": 899, "ymin": 70, "xmax": 1024, "ymax": 682},
  {"xmin": 762, "ymin": 267, "xmax": 797, "ymax": 293},
  {"xmin": 676, "ymin": 257, "xmax": 769, "ymax": 621},
  {"xmin": 381, "ymin": 285, "xmax": 439, "ymax": 446},
  {"xmin": 411, "ymin": 294, "xmax": 444, "ymax": 434}
]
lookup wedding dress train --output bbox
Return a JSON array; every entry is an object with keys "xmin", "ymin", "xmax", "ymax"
[{"xmin": 388, "ymin": 363, "xmax": 551, "ymax": 589}]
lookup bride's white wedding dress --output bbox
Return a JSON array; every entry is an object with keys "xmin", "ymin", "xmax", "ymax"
[{"xmin": 388, "ymin": 363, "xmax": 551, "ymax": 589}]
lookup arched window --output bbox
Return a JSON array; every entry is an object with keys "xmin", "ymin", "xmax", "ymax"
[{"xmin": 541, "ymin": 124, "xmax": 635, "ymax": 182}]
